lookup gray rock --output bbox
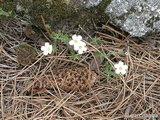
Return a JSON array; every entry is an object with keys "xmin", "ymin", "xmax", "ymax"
[
  {"xmin": 85, "ymin": 0, "xmax": 103, "ymax": 8},
  {"xmin": 86, "ymin": 0, "xmax": 160, "ymax": 37}
]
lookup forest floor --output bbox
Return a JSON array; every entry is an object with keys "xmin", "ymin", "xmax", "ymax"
[{"xmin": 0, "ymin": 16, "xmax": 160, "ymax": 120}]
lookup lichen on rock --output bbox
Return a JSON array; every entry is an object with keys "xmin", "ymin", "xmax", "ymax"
[
  {"xmin": 85, "ymin": 0, "xmax": 160, "ymax": 37},
  {"xmin": 105, "ymin": 0, "xmax": 160, "ymax": 37}
]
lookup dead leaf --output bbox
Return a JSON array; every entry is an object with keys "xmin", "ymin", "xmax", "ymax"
[{"xmin": 90, "ymin": 54, "xmax": 104, "ymax": 71}]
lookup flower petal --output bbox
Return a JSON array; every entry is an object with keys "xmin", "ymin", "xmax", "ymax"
[
  {"xmin": 48, "ymin": 46, "xmax": 52, "ymax": 54},
  {"xmin": 48, "ymin": 51, "xmax": 52, "ymax": 54},
  {"xmin": 118, "ymin": 61, "xmax": 124, "ymax": 66},
  {"xmin": 121, "ymin": 69, "xmax": 127, "ymax": 75},
  {"xmin": 115, "ymin": 69, "xmax": 121, "ymax": 74},
  {"xmin": 83, "ymin": 46, "xmax": 87, "ymax": 51},
  {"xmin": 74, "ymin": 45, "xmax": 79, "ymax": 51},
  {"xmin": 123, "ymin": 65, "xmax": 128, "ymax": 70},
  {"xmin": 77, "ymin": 35, "xmax": 82, "ymax": 41},
  {"xmin": 72, "ymin": 35, "xmax": 77, "ymax": 40},
  {"xmin": 45, "ymin": 42, "xmax": 50, "ymax": 47},
  {"xmin": 41, "ymin": 46, "xmax": 46, "ymax": 51},
  {"xmin": 80, "ymin": 41, "xmax": 86, "ymax": 46},
  {"xmin": 114, "ymin": 64, "xmax": 120, "ymax": 69},
  {"xmin": 43, "ymin": 51, "xmax": 48, "ymax": 55},
  {"xmin": 78, "ymin": 50, "xmax": 83, "ymax": 54},
  {"xmin": 69, "ymin": 40, "xmax": 74, "ymax": 45}
]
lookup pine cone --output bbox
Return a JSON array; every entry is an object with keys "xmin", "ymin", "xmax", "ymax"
[{"xmin": 31, "ymin": 67, "xmax": 97, "ymax": 92}]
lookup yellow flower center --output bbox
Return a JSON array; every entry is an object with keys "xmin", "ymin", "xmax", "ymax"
[
  {"xmin": 79, "ymin": 46, "xmax": 82, "ymax": 49},
  {"xmin": 74, "ymin": 40, "xmax": 78, "ymax": 43},
  {"xmin": 119, "ymin": 66, "xmax": 123, "ymax": 70},
  {"xmin": 47, "ymin": 47, "xmax": 51, "ymax": 51}
]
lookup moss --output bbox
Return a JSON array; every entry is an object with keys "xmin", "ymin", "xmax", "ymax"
[
  {"xmin": 0, "ymin": 0, "xmax": 16, "ymax": 11},
  {"xmin": 18, "ymin": 0, "xmax": 80, "ymax": 28},
  {"xmin": 0, "ymin": 0, "xmax": 15, "ymax": 19},
  {"xmin": 16, "ymin": 43, "xmax": 37, "ymax": 54},
  {"xmin": 0, "ymin": 0, "xmax": 111, "ymax": 31},
  {"xmin": 86, "ymin": 0, "xmax": 112, "ymax": 23},
  {"xmin": 17, "ymin": 0, "xmax": 112, "ymax": 29}
]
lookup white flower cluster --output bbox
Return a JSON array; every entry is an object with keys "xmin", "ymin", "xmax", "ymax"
[
  {"xmin": 69, "ymin": 35, "xmax": 87, "ymax": 54},
  {"xmin": 40, "ymin": 36, "xmax": 128, "ymax": 75},
  {"xmin": 40, "ymin": 34, "xmax": 88, "ymax": 55}
]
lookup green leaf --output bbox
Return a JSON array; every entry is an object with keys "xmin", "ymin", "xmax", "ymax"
[
  {"xmin": 0, "ymin": 8, "xmax": 11, "ymax": 16},
  {"xmin": 50, "ymin": 31, "xmax": 70, "ymax": 44},
  {"xmin": 101, "ymin": 61, "xmax": 118, "ymax": 82},
  {"xmin": 45, "ymin": 24, "xmax": 51, "ymax": 29},
  {"xmin": 69, "ymin": 50, "xmax": 80, "ymax": 60},
  {"xmin": 91, "ymin": 37, "xmax": 101, "ymax": 45},
  {"xmin": 94, "ymin": 52, "xmax": 104, "ymax": 62}
]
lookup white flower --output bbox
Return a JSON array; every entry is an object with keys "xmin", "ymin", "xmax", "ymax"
[
  {"xmin": 69, "ymin": 34, "xmax": 88, "ymax": 54},
  {"xmin": 69, "ymin": 34, "xmax": 82, "ymax": 46},
  {"xmin": 74, "ymin": 41, "xmax": 87, "ymax": 54},
  {"xmin": 114, "ymin": 61, "xmax": 128, "ymax": 75},
  {"xmin": 41, "ymin": 42, "xmax": 52, "ymax": 55}
]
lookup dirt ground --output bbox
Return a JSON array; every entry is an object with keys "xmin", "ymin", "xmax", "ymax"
[{"xmin": 0, "ymin": 16, "xmax": 160, "ymax": 120}]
